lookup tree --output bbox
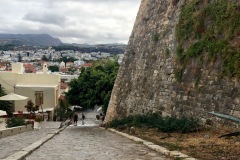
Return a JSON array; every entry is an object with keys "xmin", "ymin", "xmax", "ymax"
[
  {"xmin": 66, "ymin": 59, "xmax": 119, "ymax": 114},
  {"xmin": 0, "ymin": 86, "xmax": 13, "ymax": 117},
  {"xmin": 48, "ymin": 65, "xmax": 59, "ymax": 72},
  {"xmin": 68, "ymin": 67, "xmax": 77, "ymax": 74},
  {"xmin": 24, "ymin": 100, "xmax": 39, "ymax": 114},
  {"xmin": 41, "ymin": 55, "xmax": 48, "ymax": 61},
  {"xmin": 18, "ymin": 53, "xmax": 22, "ymax": 62},
  {"xmin": 49, "ymin": 53, "xmax": 52, "ymax": 61},
  {"xmin": 55, "ymin": 99, "xmax": 72, "ymax": 121},
  {"xmin": 57, "ymin": 57, "xmax": 78, "ymax": 63}
]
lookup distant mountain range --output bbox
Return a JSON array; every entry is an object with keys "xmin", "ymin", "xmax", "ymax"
[
  {"xmin": 0, "ymin": 34, "xmax": 62, "ymax": 46},
  {"xmin": 0, "ymin": 33, "xmax": 127, "ymax": 54},
  {"xmin": 53, "ymin": 43, "xmax": 127, "ymax": 54}
]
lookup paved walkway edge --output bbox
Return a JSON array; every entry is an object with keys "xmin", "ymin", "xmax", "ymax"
[
  {"xmin": 2, "ymin": 126, "xmax": 67, "ymax": 160},
  {"xmin": 107, "ymin": 128, "xmax": 198, "ymax": 160}
]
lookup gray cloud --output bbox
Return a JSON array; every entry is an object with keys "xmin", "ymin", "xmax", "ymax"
[
  {"xmin": 0, "ymin": 0, "xmax": 141, "ymax": 44},
  {"xmin": 23, "ymin": 13, "xmax": 67, "ymax": 26}
]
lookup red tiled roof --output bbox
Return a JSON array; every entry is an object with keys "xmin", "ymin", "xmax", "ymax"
[
  {"xmin": 24, "ymin": 63, "xmax": 35, "ymax": 73},
  {"xmin": 23, "ymin": 63, "xmax": 34, "ymax": 67},
  {"xmin": 73, "ymin": 66, "xmax": 80, "ymax": 69},
  {"xmin": 82, "ymin": 63, "xmax": 92, "ymax": 67},
  {"xmin": 60, "ymin": 68, "xmax": 68, "ymax": 72},
  {"xmin": 39, "ymin": 60, "xmax": 47, "ymax": 64}
]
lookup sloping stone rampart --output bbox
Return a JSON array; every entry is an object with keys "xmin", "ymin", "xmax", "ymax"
[{"xmin": 105, "ymin": 0, "xmax": 240, "ymax": 125}]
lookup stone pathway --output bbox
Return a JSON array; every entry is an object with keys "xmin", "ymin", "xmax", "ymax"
[
  {"xmin": 0, "ymin": 111, "xmax": 172, "ymax": 160},
  {"xmin": 25, "ymin": 126, "xmax": 170, "ymax": 160},
  {"xmin": 25, "ymin": 111, "xmax": 169, "ymax": 160},
  {"xmin": 0, "ymin": 122, "xmax": 60, "ymax": 159}
]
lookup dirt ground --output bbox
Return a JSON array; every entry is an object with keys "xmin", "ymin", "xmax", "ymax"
[{"xmin": 120, "ymin": 126, "xmax": 240, "ymax": 160}]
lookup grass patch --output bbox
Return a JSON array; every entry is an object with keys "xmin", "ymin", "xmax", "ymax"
[
  {"xmin": 175, "ymin": 0, "xmax": 240, "ymax": 78},
  {"xmin": 175, "ymin": 68, "xmax": 184, "ymax": 82},
  {"xmin": 152, "ymin": 33, "xmax": 160, "ymax": 42}
]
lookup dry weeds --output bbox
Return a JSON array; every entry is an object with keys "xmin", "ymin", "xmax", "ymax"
[{"xmin": 122, "ymin": 126, "xmax": 240, "ymax": 160}]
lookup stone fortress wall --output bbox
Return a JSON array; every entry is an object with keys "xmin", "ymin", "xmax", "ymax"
[{"xmin": 105, "ymin": 0, "xmax": 240, "ymax": 126}]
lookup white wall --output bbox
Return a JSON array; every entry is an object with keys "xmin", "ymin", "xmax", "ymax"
[{"xmin": 0, "ymin": 65, "xmax": 61, "ymax": 112}]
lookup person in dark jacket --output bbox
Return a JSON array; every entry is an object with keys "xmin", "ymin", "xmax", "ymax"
[
  {"xmin": 73, "ymin": 113, "xmax": 78, "ymax": 126},
  {"xmin": 81, "ymin": 113, "xmax": 85, "ymax": 125},
  {"xmin": 101, "ymin": 114, "xmax": 105, "ymax": 124}
]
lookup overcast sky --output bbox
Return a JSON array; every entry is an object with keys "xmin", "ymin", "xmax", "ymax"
[{"xmin": 0, "ymin": 0, "xmax": 141, "ymax": 44}]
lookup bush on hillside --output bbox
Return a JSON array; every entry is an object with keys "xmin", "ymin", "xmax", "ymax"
[
  {"xmin": 5, "ymin": 117, "xmax": 26, "ymax": 128},
  {"xmin": 108, "ymin": 114, "xmax": 202, "ymax": 133}
]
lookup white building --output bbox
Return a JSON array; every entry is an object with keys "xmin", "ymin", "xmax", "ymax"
[{"xmin": 0, "ymin": 63, "xmax": 61, "ymax": 120}]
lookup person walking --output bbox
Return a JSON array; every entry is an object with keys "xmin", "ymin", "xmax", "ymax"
[
  {"xmin": 81, "ymin": 113, "xmax": 85, "ymax": 125},
  {"xmin": 73, "ymin": 113, "xmax": 78, "ymax": 126},
  {"xmin": 101, "ymin": 114, "xmax": 105, "ymax": 124}
]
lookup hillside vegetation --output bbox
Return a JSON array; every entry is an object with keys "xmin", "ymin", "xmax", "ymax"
[{"xmin": 175, "ymin": 0, "xmax": 240, "ymax": 80}]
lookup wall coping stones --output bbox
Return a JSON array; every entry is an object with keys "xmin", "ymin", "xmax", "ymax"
[
  {"xmin": 2, "ymin": 124, "xmax": 69, "ymax": 160},
  {"xmin": 4, "ymin": 151, "xmax": 29, "ymax": 160},
  {"xmin": 0, "ymin": 124, "xmax": 33, "ymax": 139}
]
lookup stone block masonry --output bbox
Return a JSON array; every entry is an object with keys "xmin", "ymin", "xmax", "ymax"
[
  {"xmin": 105, "ymin": 0, "xmax": 240, "ymax": 125},
  {"xmin": 0, "ymin": 124, "xmax": 33, "ymax": 139}
]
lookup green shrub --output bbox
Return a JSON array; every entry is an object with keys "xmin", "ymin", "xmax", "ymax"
[
  {"xmin": 6, "ymin": 117, "xmax": 26, "ymax": 128},
  {"xmin": 109, "ymin": 115, "xmax": 135, "ymax": 128},
  {"xmin": 152, "ymin": 33, "xmax": 159, "ymax": 42},
  {"xmin": 35, "ymin": 115, "xmax": 42, "ymax": 122},
  {"xmin": 176, "ymin": 116, "xmax": 201, "ymax": 133},
  {"xmin": 175, "ymin": 68, "xmax": 183, "ymax": 82},
  {"xmin": 66, "ymin": 111, "xmax": 74, "ymax": 119},
  {"xmin": 109, "ymin": 114, "xmax": 202, "ymax": 133},
  {"xmin": 133, "ymin": 114, "xmax": 160, "ymax": 128}
]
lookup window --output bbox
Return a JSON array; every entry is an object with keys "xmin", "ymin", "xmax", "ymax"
[{"xmin": 35, "ymin": 91, "xmax": 43, "ymax": 105}]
